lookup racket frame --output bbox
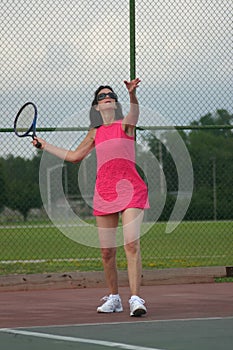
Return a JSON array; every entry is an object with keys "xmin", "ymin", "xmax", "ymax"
[{"xmin": 14, "ymin": 102, "xmax": 41, "ymax": 148}]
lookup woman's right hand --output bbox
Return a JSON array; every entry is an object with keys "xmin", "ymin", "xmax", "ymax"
[{"xmin": 32, "ymin": 137, "xmax": 46, "ymax": 150}]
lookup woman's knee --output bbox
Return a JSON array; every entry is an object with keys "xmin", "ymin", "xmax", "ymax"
[
  {"xmin": 124, "ymin": 240, "xmax": 140, "ymax": 256},
  {"xmin": 101, "ymin": 247, "xmax": 116, "ymax": 262}
]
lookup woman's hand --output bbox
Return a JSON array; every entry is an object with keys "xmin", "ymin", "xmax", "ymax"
[
  {"xmin": 32, "ymin": 137, "xmax": 46, "ymax": 150},
  {"xmin": 124, "ymin": 78, "xmax": 141, "ymax": 93}
]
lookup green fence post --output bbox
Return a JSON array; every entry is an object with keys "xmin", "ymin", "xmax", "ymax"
[{"xmin": 129, "ymin": 0, "xmax": 136, "ymax": 80}]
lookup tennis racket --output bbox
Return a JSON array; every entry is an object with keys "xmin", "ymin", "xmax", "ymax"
[{"xmin": 14, "ymin": 102, "xmax": 42, "ymax": 148}]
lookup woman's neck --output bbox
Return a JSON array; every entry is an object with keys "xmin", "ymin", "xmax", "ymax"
[{"xmin": 101, "ymin": 110, "xmax": 115, "ymax": 125}]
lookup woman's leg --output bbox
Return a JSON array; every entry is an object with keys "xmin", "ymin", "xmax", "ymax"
[
  {"xmin": 122, "ymin": 208, "xmax": 147, "ymax": 316},
  {"xmin": 96, "ymin": 213, "xmax": 119, "ymax": 295},
  {"xmin": 121, "ymin": 208, "xmax": 144, "ymax": 296}
]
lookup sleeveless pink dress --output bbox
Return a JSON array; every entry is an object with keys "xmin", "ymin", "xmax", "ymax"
[{"xmin": 93, "ymin": 120, "xmax": 149, "ymax": 216}]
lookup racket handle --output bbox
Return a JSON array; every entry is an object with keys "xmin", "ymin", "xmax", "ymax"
[{"xmin": 35, "ymin": 140, "xmax": 42, "ymax": 149}]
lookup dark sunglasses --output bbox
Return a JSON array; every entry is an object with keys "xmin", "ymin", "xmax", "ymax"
[{"xmin": 97, "ymin": 92, "xmax": 117, "ymax": 101}]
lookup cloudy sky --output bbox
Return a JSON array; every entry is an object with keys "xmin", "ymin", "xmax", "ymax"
[{"xmin": 1, "ymin": 0, "xmax": 232, "ymax": 156}]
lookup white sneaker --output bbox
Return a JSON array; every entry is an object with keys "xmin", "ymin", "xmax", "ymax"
[
  {"xmin": 129, "ymin": 296, "xmax": 147, "ymax": 317},
  {"xmin": 97, "ymin": 295, "xmax": 123, "ymax": 313}
]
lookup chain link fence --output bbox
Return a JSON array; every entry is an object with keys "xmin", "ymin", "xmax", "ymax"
[{"xmin": 0, "ymin": 0, "xmax": 232, "ymax": 275}]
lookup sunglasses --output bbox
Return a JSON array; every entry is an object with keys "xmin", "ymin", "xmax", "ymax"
[{"xmin": 97, "ymin": 92, "xmax": 117, "ymax": 101}]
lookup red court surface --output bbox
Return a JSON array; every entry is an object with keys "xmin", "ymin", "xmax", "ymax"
[{"xmin": 0, "ymin": 282, "xmax": 232, "ymax": 328}]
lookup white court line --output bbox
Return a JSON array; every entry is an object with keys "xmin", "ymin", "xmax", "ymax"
[
  {"xmin": 1, "ymin": 317, "xmax": 232, "ymax": 350},
  {"xmin": 0, "ymin": 328, "xmax": 166, "ymax": 350},
  {"xmin": 0, "ymin": 258, "xmax": 101, "ymax": 264},
  {"xmin": 0, "ymin": 254, "xmax": 229, "ymax": 264}
]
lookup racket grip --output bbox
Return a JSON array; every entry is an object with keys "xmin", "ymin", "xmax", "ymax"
[{"xmin": 35, "ymin": 140, "xmax": 42, "ymax": 149}]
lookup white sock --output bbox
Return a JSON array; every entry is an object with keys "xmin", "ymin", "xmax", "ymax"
[{"xmin": 110, "ymin": 294, "xmax": 120, "ymax": 299}]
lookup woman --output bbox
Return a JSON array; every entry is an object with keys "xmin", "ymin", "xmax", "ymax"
[{"xmin": 33, "ymin": 78, "xmax": 149, "ymax": 317}]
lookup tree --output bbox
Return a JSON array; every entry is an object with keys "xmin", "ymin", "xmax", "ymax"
[
  {"xmin": 3, "ymin": 154, "xmax": 42, "ymax": 221},
  {"xmin": 191, "ymin": 109, "xmax": 233, "ymax": 137},
  {"xmin": 144, "ymin": 109, "xmax": 233, "ymax": 221},
  {"xmin": 186, "ymin": 109, "xmax": 233, "ymax": 220},
  {"xmin": 7, "ymin": 180, "xmax": 41, "ymax": 221}
]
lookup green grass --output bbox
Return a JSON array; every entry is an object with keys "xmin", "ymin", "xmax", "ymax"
[
  {"xmin": 0, "ymin": 221, "xmax": 232, "ymax": 275},
  {"xmin": 140, "ymin": 221, "xmax": 233, "ymax": 269},
  {"xmin": 215, "ymin": 277, "xmax": 233, "ymax": 283}
]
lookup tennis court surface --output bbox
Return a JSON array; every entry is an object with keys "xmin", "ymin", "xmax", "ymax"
[{"xmin": 0, "ymin": 283, "xmax": 232, "ymax": 350}]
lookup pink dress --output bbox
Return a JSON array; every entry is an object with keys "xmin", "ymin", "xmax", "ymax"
[{"xmin": 93, "ymin": 120, "xmax": 149, "ymax": 216}]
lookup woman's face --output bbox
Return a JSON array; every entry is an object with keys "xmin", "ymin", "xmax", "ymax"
[{"xmin": 96, "ymin": 88, "xmax": 117, "ymax": 111}]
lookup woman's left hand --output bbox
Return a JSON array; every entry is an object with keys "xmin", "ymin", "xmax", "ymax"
[{"xmin": 124, "ymin": 78, "xmax": 141, "ymax": 93}]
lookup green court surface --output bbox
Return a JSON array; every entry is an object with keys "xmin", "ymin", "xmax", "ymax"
[{"xmin": 1, "ymin": 317, "xmax": 233, "ymax": 350}]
